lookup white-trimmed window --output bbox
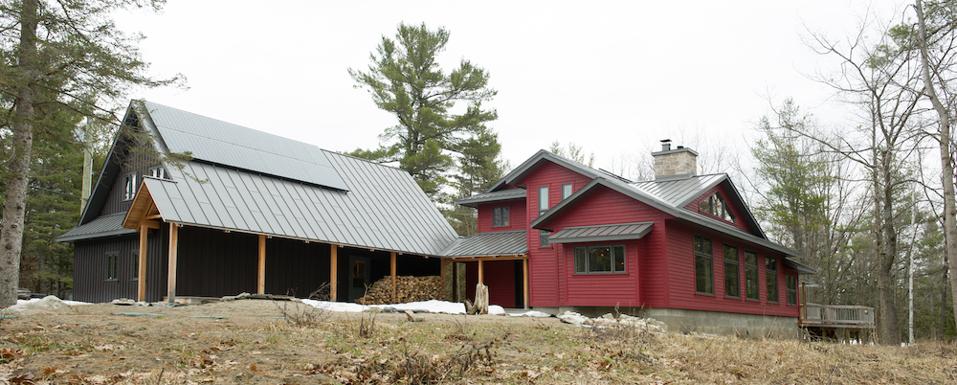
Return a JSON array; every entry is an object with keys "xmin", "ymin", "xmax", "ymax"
[
  {"xmin": 574, "ymin": 245, "xmax": 626, "ymax": 274},
  {"xmin": 538, "ymin": 186, "xmax": 549, "ymax": 217},
  {"xmin": 123, "ymin": 173, "xmax": 137, "ymax": 200},
  {"xmin": 148, "ymin": 166, "xmax": 167, "ymax": 179},
  {"xmin": 492, "ymin": 207, "xmax": 509, "ymax": 227},
  {"xmin": 562, "ymin": 183, "xmax": 573, "ymax": 199}
]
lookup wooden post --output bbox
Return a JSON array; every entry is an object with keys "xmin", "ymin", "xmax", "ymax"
[
  {"xmin": 329, "ymin": 244, "xmax": 338, "ymax": 302},
  {"xmin": 478, "ymin": 259, "xmax": 484, "ymax": 285},
  {"xmin": 167, "ymin": 223, "xmax": 178, "ymax": 305},
  {"xmin": 257, "ymin": 234, "xmax": 266, "ymax": 295},
  {"xmin": 137, "ymin": 224, "xmax": 149, "ymax": 302},
  {"xmin": 522, "ymin": 258, "xmax": 529, "ymax": 309},
  {"xmin": 440, "ymin": 258, "xmax": 450, "ymax": 300},
  {"xmin": 390, "ymin": 251, "xmax": 397, "ymax": 303}
]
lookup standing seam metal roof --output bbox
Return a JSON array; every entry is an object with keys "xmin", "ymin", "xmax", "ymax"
[
  {"xmin": 455, "ymin": 188, "xmax": 526, "ymax": 207},
  {"xmin": 57, "ymin": 212, "xmax": 134, "ymax": 242},
  {"xmin": 439, "ymin": 231, "xmax": 528, "ymax": 257},
  {"xmin": 548, "ymin": 222, "xmax": 654, "ymax": 244}
]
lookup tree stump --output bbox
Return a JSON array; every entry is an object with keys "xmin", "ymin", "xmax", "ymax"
[{"xmin": 474, "ymin": 283, "xmax": 489, "ymax": 315}]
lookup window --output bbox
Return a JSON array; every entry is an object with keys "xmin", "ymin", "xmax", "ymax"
[
  {"xmin": 698, "ymin": 193, "xmax": 735, "ymax": 222},
  {"xmin": 492, "ymin": 207, "xmax": 510, "ymax": 227},
  {"xmin": 786, "ymin": 274, "xmax": 797, "ymax": 305},
  {"xmin": 538, "ymin": 186, "xmax": 549, "ymax": 216},
  {"xmin": 574, "ymin": 245, "xmax": 626, "ymax": 273},
  {"xmin": 123, "ymin": 173, "xmax": 137, "ymax": 201},
  {"xmin": 131, "ymin": 251, "xmax": 139, "ymax": 280},
  {"xmin": 766, "ymin": 256, "xmax": 778, "ymax": 302},
  {"xmin": 148, "ymin": 166, "xmax": 166, "ymax": 179},
  {"xmin": 694, "ymin": 236, "xmax": 713, "ymax": 294},
  {"xmin": 723, "ymin": 245, "xmax": 739, "ymax": 297},
  {"xmin": 562, "ymin": 183, "xmax": 573, "ymax": 199},
  {"xmin": 106, "ymin": 253, "xmax": 118, "ymax": 281},
  {"xmin": 539, "ymin": 231, "xmax": 550, "ymax": 247},
  {"xmin": 745, "ymin": 251, "xmax": 759, "ymax": 300}
]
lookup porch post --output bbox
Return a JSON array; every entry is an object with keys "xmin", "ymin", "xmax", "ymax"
[
  {"xmin": 167, "ymin": 223, "xmax": 179, "ymax": 305},
  {"xmin": 522, "ymin": 258, "xmax": 529, "ymax": 310},
  {"xmin": 257, "ymin": 234, "xmax": 266, "ymax": 295},
  {"xmin": 478, "ymin": 259, "xmax": 484, "ymax": 285},
  {"xmin": 137, "ymin": 223, "xmax": 148, "ymax": 302},
  {"xmin": 329, "ymin": 244, "xmax": 338, "ymax": 302},
  {"xmin": 390, "ymin": 251, "xmax": 397, "ymax": 302},
  {"xmin": 440, "ymin": 258, "xmax": 450, "ymax": 300}
]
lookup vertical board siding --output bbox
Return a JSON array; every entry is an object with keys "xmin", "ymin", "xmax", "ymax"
[
  {"xmin": 174, "ymin": 226, "xmax": 258, "ymax": 297},
  {"xmin": 476, "ymin": 199, "xmax": 528, "ymax": 233},
  {"xmin": 99, "ymin": 141, "xmax": 160, "ymax": 216},
  {"xmin": 514, "ymin": 161, "xmax": 593, "ymax": 307},
  {"xmin": 264, "ymin": 237, "xmax": 330, "ymax": 298}
]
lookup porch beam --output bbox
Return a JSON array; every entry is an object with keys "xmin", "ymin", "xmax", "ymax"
[
  {"xmin": 137, "ymin": 223, "xmax": 148, "ymax": 302},
  {"xmin": 523, "ymin": 258, "xmax": 529, "ymax": 309},
  {"xmin": 167, "ymin": 223, "xmax": 179, "ymax": 305},
  {"xmin": 390, "ymin": 251, "xmax": 397, "ymax": 302},
  {"xmin": 448, "ymin": 255, "xmax": 527, "ymax": 262},
  {"xmin": 257, "ymin": 234, "xmax": 266, "ymax": 295},
  {"xmin": 329, "ymin": 244, "xmax": 338, "ymax": 302}
]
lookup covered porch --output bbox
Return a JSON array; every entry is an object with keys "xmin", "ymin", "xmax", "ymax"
[{"xmin": 440, "ymin": 230, "xmax": 529, "ymax": 309}]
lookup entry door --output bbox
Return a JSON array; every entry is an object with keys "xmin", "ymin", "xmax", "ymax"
[{"xmin": 347, "ymin": 255, "xmax": 371, "ymax": 302}]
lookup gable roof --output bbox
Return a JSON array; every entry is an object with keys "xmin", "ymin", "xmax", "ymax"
[{"xmin": 488, "ymin": 150, "xmax": 603, "ymax": 191}]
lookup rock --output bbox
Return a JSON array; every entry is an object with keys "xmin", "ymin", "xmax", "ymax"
[
  {"xmin": 557, "ymin": 311, "xmax": 590, "ymax": 327},
  {"xmin": 557, "ymin": 311, "xmax": 666, "ymax": 332},
  {"xmin": 111, "ymin": 298, "xmax": 136, "ymax": 306}
]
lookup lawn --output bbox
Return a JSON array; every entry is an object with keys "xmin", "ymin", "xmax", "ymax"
[{"xmin": 0, "ymin": 300, "xmax": 954, "ymax": 384}]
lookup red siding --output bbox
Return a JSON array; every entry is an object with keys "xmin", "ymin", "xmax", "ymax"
[
  {"xmin": 476, "ymin": 199, "xmax": 527, "ymax": 233},
  {"xmin": 684, "ymin": 182, "xmax": 758, "ymax": 234},
  {"xmin": 511, "ymin": 161, "xmax": 592, "ymax": 307},
  {"xmin": 464, "ymin": 260, "xmax": 518, "ymax": 308},
  {"xmin": 665, "ymin": 221, "xmax": 799, "ymax": 317}
]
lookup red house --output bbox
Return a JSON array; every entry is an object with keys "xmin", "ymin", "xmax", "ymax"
[{"xmin": 455, "ymin": 141, "xmax": 813, "ymax": 336}]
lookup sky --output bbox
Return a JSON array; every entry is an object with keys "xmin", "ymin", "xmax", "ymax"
[{"xmin": 116, "ymin": 0, "xmax": 909, "ymax": 179}]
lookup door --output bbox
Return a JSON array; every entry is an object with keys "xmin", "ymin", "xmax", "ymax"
[{"xmin": 347, "ymin": 255, "xmax": 371, "ymax": 302}]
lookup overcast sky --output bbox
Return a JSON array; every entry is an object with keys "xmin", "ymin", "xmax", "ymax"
[{"xmin": 116, "ymin": 0, "xmax": 908, "ymax": 178}]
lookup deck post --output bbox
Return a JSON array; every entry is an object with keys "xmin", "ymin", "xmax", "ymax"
[
  {"xmin": 167, "ymin": 223, "xmax": 179, "ymax": 305},
  {"xmin": 522, "ymin": 258, "xmax": 529, "ymax": 309},
  {"xmin": 390, "ymin": 251, "xmax": 397, "ymax": 302},
  {"xmin": 257, "ymin": 234, "xmax": 266, "ymax": 295},
  {"xmin": 137, "ymin": 223, "xmax": 148, "ymax": 302},
  {"xmin": 478, "ymin": 259, "xmax": 484, "ymax": 285},
  {"xmin": 329, "ymin": 244, "xmax": 338, "ymax": 302}
]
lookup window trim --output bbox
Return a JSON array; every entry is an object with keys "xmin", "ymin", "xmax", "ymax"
[
  {"xmin": 123, "ymin": 173, "xmax": 137, "ymax": 201},
  {"xmin": 573, "ymin": 244, "xmax": 627, "ymax": 274},
  {"xmin": 744, "ymin": 251, "xmax": 759, "ymax": 300},
  {"xmin": 538, "ymin": 185, "xmax": 549, "ymax": 217},
  {"xmin": 492, "ymin": 206, "xmax": 510, "ymax": 228},
  {"xmin": 148, "ymin": 166, "xmax": 166, "ymax": 179},
  {"xmin": 105, "ymin": 252, "xmax": 118, "ymax": 281},
  {"xmin": 693, "ymin": 236, "xmax": 714, "ymax": 294},
  {"xmin": 723, "ymin": 244, "xmax": 740, "ymax": 298},
  {"xmin": 562, "ymin": 183, "xmax": 573, "ymax": 199}
]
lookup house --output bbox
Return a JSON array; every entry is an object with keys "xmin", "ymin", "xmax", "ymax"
[
  {"xmin": 453, "ymin": 141, "xmax": 814, "ymax": 336},
  {"xmin": 59, "ymin": 100, "xmax": 812, "ymax": 336}
]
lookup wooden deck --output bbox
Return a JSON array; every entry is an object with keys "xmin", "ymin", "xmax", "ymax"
[{"xmin": 800, "ymin": 303, "xmax": 875, "ymax": 329}]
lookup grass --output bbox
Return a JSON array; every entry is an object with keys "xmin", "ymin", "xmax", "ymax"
[{"xmin": 0, "ymin": 300, "xmax": 954, "ymax": 384}]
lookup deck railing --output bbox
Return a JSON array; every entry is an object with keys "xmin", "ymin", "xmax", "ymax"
[{"xmin": 800, "ymin": 303, "xmax": 875, "ymax": 328}]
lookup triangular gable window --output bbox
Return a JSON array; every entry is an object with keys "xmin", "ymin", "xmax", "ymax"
[{"xmin": 699, "ymin": 193, "xmax": 735, "ymax": 223}]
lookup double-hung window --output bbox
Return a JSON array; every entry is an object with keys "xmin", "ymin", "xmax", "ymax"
[
  {"xmin": 766, "ymin": 256, "xmax": 778, "ymax": 302},
  {"xmin": 745, "ymin": 251, "xmax": 759, "ymax": 300},
  {"xmin": 492, "ymin": 207, "xmax": 510, "ymax": 227},
  {"xmin": 574, "ymin": 245, "xmax": 625, "ymax": 273},
  {"xmin": 694, "ymin": 236, "xmax": 713, "ymax": 294},
  {"xmin": 562, "ymin": 183, "xmax": 573, "ymax": 199},
  {"xmin": 723, "ymin": 245, "xmax": 739, "ymax": 297},
  {"xmin": 123, "ymin": 173, "xmax": 137, "ymax": 200}
]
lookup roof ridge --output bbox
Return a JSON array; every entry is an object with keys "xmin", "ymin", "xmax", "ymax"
[{"xmin": 321, "ymin": 149, "xmax": 406, "ymax": 172}]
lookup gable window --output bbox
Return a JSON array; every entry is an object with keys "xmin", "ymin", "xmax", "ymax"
[
  {"xmin": 766, "ymin": 256, "xmax": 778, "ymax": 303},
  {"xmin": 538, "ymin": 186, "xmax": 549, "ymax": 217},
  {"xmin": 131, "ymin": 251, "xmax": 139, "ymax": 280},
  {"xmin": 123, "ymin": 173, "xmax": 137, "ymax": 201},
  {"xmin": 699, "ymin": 193, "xmax": 735, "ymax": 222},
  {"xmin": 106, "ymin": 253, "xmax": 118, "ymax": 281},
  {"xmin": 694, "ymin": 236, "xmax": 713, "ymax": 294},
  {"xmin": 148, "ymin": 166, "xmax": 167, "ymax": 179},
  {"xmin": 562, "ymin": 183, "xmax": 573, "ymax": 199},
  {"xmin": 786, "ymin": 274, "xmax": 797, "ymax": 305},
  {"xmin": 492, "ymin": 207, "xmax": 510, "ymax": 227},
  {"xmin": 574, "ymin": 245, "xmax": 625, "ymax": 274},
  {"xmin": 745, "ymin": 251, "xmax": 759, "ymax": 300},
  {"xmin": 723, "ymin": 245, "xmax": 739, "ymax": 297}
]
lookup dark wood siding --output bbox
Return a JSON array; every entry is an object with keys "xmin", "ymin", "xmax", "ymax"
[
  {"xmin": 99, "ymin": 141, "xmax": 160, "ymax": 216},
  {"xmin": 72, "ymin": 225, "xmax": 167, "ymax": 303},
  {"xmin": 265, "ymin": 237, "xmax": 330, "ymax": 297},
  {"xmin": 174, "ymin": 226, "xmax": 258, "ymax": 297}
]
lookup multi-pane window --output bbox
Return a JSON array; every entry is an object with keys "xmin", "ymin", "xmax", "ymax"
[
  {"xmin": 724, "ymin": 245, "xmax": 739, "ymax": 297},
  {"xmin": 123, "ymin": 173, "xmax": 137, "ymax": 200},
  {"xmin": 745, "ymin": 251, "xmax": 759, "ymax": 300},
  {"xmin": 538, "ymin": 186, "xmax": 549, "ymax": 216},
  {"xmin": 492, "ymin": 207, "xmax": 510, "ymax": 227},
  {"xmin": 786, "ymin": 274, "xmax": 798, "ymax": 305},
  {"xmin": 148, "ymin": 166, "xmax": 167, "ymax": 179},
  {"xmin": 694, "ymin": 236, "xmax": 713, "ymax": 294},
  {"xmin": 562, "ymin": 183, "xmax": 573, "ymax": 199},
  {"xmin": 699, "ymin": 193, "xmax": 735, "ymax": 222},
  {"xmin": 574, "ymin": 245, "xmax": 625, "ymax": 273},
  {"xmin": 131, "ymin": 251, "xmax": 139, "ymax": 280},
  {"xmin": 766, "ymin": 256, "xmax": 778, "ymax": 302},
  {"xmin": 106, "ymin": 253, "xmax": 118, "ymax": 281}
]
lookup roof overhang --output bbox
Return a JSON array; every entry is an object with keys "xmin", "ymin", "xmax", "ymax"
[
  {"xmin": 488, "ymin": 150, "xmax": 600, "ymax": 192},
  {"xmin": 548, "ymin": 222, "xmax": 653, "ymax": 244},
  {"xmin": 455, "ymin": 188, "xmax": 526, "ymax": 208}
]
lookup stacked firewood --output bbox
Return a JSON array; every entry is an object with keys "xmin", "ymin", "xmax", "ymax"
[{"xmin": 357, "ymin": 275, "xmax": 443, "ymax": 304}]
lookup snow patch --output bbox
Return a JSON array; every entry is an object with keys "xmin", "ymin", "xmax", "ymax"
[
  {"xmin": 299, "ymin": 299, "xmax": 367, "ymax": 313},
  {"xmin": 7, "ymin": 296, "xmax": 88, "ymax": 313},
  {"xmin": 508, "ymin": 310, "xmax": 553, "ymax": 318}
]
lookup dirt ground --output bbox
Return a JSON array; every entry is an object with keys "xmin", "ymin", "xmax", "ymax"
[{"xmin": 0, "ymin": 300, "xmax": 955, "ymax": 384}]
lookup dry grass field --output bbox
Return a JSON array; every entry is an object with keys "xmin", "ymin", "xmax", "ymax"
[{"xmin": 0, "ymin": 300, "xmax": 955, "ymax": 384}]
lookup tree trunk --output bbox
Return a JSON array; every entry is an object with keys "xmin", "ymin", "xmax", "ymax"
[
  {"xmin": 878, "ymin": 154, "xmax": 900, "ymax": 345},
  {"xmin": 915, "ymin": 0, "xmax": 957, "ymax": 336},
  {"xmin": 0, "ymin": 0, "xmax": 39, "ymax": 307}
]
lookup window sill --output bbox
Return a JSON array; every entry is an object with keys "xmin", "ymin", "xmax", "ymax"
[
  {"xmin": 573, "ymin": 271, "xmax": 627, "ymax": 276},
  {"xmin": 694, "ymin": 291, "xmax": 715, "ymax": 297},
  {"xmin": 746, "ymin": 298, "xmax": 761, "ymax": 303},
  {"xmin": 725, "ymin": 295, "xmax": 740, "ymax": 300}
]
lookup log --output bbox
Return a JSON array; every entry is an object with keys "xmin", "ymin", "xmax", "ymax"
[
  {"xmin": 474, "ymin": 283, "xmax": 489, "ymax": 315},
  {"xmin": 357, "ymin": 275, "xmax": 443, "ymax": 305}
]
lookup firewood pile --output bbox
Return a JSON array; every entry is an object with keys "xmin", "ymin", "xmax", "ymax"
[{"xmin": 357, "ymin": 275, "xmax": 444, "ymax": 304}]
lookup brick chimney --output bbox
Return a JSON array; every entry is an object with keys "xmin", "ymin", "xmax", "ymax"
[{"xmin": 652, "ymin": 139, "xmax": 698, "ymax": 179}]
